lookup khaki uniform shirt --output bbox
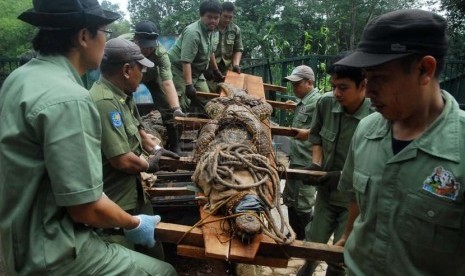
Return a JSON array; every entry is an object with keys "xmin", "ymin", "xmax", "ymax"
[
  {"xmin": 90, "ymin": 78, "xmax": 144, "ymax": 211},
  {"xmin": 213, "ymin": 23, "xmax": 243, "ymax": 72},
  {"xmin": 0, "ymin": 55, "xmax": 103, "ymax": 275},
  {"xmin": 340, "ymin": 91, "xmax": 465, "ymax": 276},
  {"xmin": 169, "ymin": 20, "xmax": 215, "ymax": 79},
  {"xmin": 309, "ymin": 93, "xmax": 372, "ymax": 206}
]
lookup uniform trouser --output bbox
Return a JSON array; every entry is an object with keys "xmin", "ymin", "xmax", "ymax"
[
  {"xmin": 52, "ymin": 232, "xmax": 176, "ymax": 276},
  {"xmin": 171, "ymin": 66, "xmax": 209, "ymax": 113},
  {"xmin": 283, "ymin": 164, "xmax": 316, "ymax": 240},
  {"xmin": 298, "ymin": 193, "xmax": 348, "ymax": 276}
]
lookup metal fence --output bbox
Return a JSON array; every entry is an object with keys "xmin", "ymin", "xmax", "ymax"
[{"xmin": 243, "ymin": 55, "xmax": 465, "ymax": 126}]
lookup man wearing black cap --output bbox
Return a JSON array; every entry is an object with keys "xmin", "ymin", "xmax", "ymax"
[
  {"xmin": 130, "ymin": 20, "xmax": 185, "ymax": 154},
  {"xmin": 335, "ymin": 10, "xmax": 465, "ymax": 275},
  {"xmin": 90, "ymin": 37, "xmax": 179, "ymax": 264},
  {"xmin": 0, "ymin": 1, "xmax": 176, "ymax": 275}
]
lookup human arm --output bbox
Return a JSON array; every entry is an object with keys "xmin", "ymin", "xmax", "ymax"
[
  {"xmin": 232, "ymin": 51, "xmax": 242, "ymax": 73},
  {"xmin": 139, "ymin": 128, "xmax": 158, "ymax": 153},
  {"xmin": 161, "ymin": 79, "xmax": 181, "ymax": 108},
  {"xmin": 334, "ymin": 199, "xmax": 359, "ymax": 246},
  {"xmin": 293, "ymin": 128, "xmax": 310, "ymax": 140},
  {"xmin": 312, "ymin": 145, "xmax": 323, "ymax": 166},
  {"xmin": 209, "ymin": 53, "xmax": 224, "ymax": 82}
]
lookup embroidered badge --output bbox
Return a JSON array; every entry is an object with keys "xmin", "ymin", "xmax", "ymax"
[
  {"xmin": 422, "ymin": 166, "xmax": 460, "ymax": 200},
  {"xmin": 110, "ymin": 111, "xmax": 123, "ymax": 128},
  {"xmin": 228, "ymin": 33, "xmax": 235, "ymax": 40}
]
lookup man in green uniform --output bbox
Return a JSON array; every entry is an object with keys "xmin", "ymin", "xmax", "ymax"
[
  {"xmin": 132, "ymin": 20, "xmax": 186, "ymax": 154},
  {"xmin": 282, "ymin": 65, "xmax": 320, "ymax": 240},
  {"xmin": 336, "ymin": 10, "xmax": 465, "ymax": 275},
  {"xmin": 0, "ymin": 1, "xmax": 176, "ymax": 275},
  {"xmin": 90, "ymin": 37, "xmax": 180, "ymax": 261},
  {"xmin": 206, "ymin": 1, "xmax": 243, "ymax": 92},
  {"xmin": 168, "ymin": 0, "xmax": 224, "ymax": 112},
  {"xmin": 297, "ymin": 53, "xmax": 372, "ymax": 276}
]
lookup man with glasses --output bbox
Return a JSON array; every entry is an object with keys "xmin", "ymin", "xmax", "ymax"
[
  {"xmin": 89, "ymin": 37, "xmax": 179, "ymax": 264},
  {"xmin": 297, "ymin": 53, "xmax": 372, "ymax": 276},
  {"xmin": 0, "ymin": 0, "xmax": 176, "ymax": 275},
  {"xmin": 168, "ymin": 0, "xmax": 223, "ymax": 113},
  {"xmin": 282, "ymin": 65, "xmax": 320, "ymax": 240}
]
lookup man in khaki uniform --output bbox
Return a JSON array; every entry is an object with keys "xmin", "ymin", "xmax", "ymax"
[
  {"xmin": 90, "ymin": 37, "xmax": 180, "ymax": 262},
  {"xmin": 168, "ymin": 0, "xmax": 224, "ymax": 112},
  {"xmin": 0, "ymin": 0, "xmax": 176, "ymax": 275},
  {"xmin": 282, "ymin": 65, "xmax": 320, "ymax": 240},
  {"xmin": 297, "ymin": 53, "xmax": 372, "ymax": 276},
  {"xmin": 336, "ymin": 9, "xmax": 465, "ymax": 275},
  {"xmin": 206, "ymin": 1, "xmax": 243, "ymax": 92}
]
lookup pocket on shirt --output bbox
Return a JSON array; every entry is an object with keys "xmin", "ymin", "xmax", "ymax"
[
  {"xmin": 398, "ymin": 192, "xmax": 465, "ymax": 253},
  {"xmin": 319, "ymin": 127, "xmax": 336, "ymax": 156}
]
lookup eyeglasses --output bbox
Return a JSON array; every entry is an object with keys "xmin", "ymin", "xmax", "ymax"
[{"xmin": 98, "ymin": 29, "xmax": 113, "ymax": 39}]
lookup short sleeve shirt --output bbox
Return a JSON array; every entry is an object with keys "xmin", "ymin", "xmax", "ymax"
[
  {"xmin": 168, "ymin": 20, "xmax": 215, "ymax": 78},
  {"xmin": 339, "ymin": 91, "xmax": 465, "ymax": 276},
  {"xmin": 214, "ymin": 23, "xmax": 244, "ymax": 69},
  {"xmin": 289, "ymin": 88, "xmax": 320, "ymax": 167},
  {"xmin": 0, "ymin": 55, "xmax": 103, "ymax": 274},
  {"xmin": 90, "ymin": 77, "xmax": 143, "ymax": 211},
  {"xmin": 142, "ymin": 44, "xmax": 173, "ymax": 84},
  {"xmin": 309, "ymin": 93, "xmax": 372, "ymax": 206}
]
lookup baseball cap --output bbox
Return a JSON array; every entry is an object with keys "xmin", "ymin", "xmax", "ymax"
[
  {"xmin": 102, "ymin": 38, "xmax": 154, "ymax": 68},
  {"xmin": 18, "ymin": 0, "xmax": 120, "ymax": 30},
  {"xmin": 283, "ymin": 65, "xmax": 315, "ymax": 82},
  {"xmin": 336, "ymin": 9, "xmax": 448, "ymax": 68},
  {"xmin": 134, "ymin": 20, "xmax": 159, "ymax": 48}
]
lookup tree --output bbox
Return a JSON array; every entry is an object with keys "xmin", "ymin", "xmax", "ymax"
[
  {"xmin": 438, "ymin": 0, "xmax": 465, "ymax": 58},
  {"xmin": 0, "ymin": 0, "xmax": 35, "ymax": 57},
  {"xmin": 100, "ymin": 0, "xmax": 131, "ymax": 37}
]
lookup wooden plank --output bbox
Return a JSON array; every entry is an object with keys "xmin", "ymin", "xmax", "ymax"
[
  {"xmin": 229, "ymin": 231, "xmax": 263, "ymax": 262},
  {"xmin": 263, "ymin": 83, "xmax": 287, "ymax": 93},
  {"xmin": 177, "ymin": 244, "xmax": 289, "ymax": 268},
  {"xmin": 224, "ymin": 71, "xmax": 246, "ymax": 88},
  {"xmin": 199, "ymin": 207, "xmax": 231, "ymax": 260},
  {"xmin": 174, "ymin": 116, "xmax": 299, "ymax": 136},
  {"xmin": 156, "ymin": 222, "xmax": 344, "ymax": 264},
  {"xmin": 195, "ymin": 91, "xmax": 296, "ymax": 110},
  {"xmin": 145, "ymin": 187, "xmax": 195, "ymax": 197},
  {"xmin": 243, "ymin": 74, "xmax": 264, "ymax": 98}
]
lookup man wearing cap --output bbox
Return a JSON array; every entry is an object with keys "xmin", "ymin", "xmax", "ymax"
[
  {"xmin": 334, "ymin": 9, "xmax": 465, "ymax": 275},
  {"xmin": 282, "ymin": 65, "xmax": 320, "ymax": 240},
  {"xmin": 89, "ymin": 37, "xmax": 180, "ymax": 262},
  {"xmin": 0, "ymin": 1, "xmax": 176, "ymax": 275},
  {"xmin": 168, "ymin": 0, "xmax": 224, "ymax": 113},
  {"xmin": 206, "ymin": 1, "xmax": 243, "ymax": 92},
  {"xmin": 297, "ymin": 52, "xmax": 372, "ymax": 276},
  {"xmin": 131, "ymin": 20, "xmax": 185, "ymax": 154}
]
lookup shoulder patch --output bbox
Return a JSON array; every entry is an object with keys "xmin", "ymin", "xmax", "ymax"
[
  {"xmin": 109, "ymin": 111, "xmax": 123, "ymax": 128},
  {"xmin": 423, "ymin": 166, "xmax": 460, "ymax": 200}
]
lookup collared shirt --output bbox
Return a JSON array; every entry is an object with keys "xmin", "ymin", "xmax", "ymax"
[
  {"xmin": 309, "ymin": 92, "xmax": 372, "ymax": 206},
  {"xmin": 169, "ymin": 20, "xmax": 215, "ymax": 79},
  {"xmin": 143, "ymin": 44, "xmax": 173, "ymax": 83},
  {"xmin": 213, "ymin": 23, "xmax": 243, "ymax": 71},
  {"xmin": 0, "ymin": 55, "xmax": 103, "ymax": 275},
  {"xmin": 90, "ymin": 77, "xmax": 143, "ymax": 211},
  {"xmin": 340, "ymin": 91, "xmax": 465, "ymax": 276},
  {"xmin": 289, "ymin": 88, "xmax": 320, "ymax": 167}
]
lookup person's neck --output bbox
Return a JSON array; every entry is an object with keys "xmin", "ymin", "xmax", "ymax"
[
  {"xmin": 344, "ymin": 97, "xmax": 365, "ymax": 115},
  {"xmin": 66, "ymin": 50, "xmax": 87, "ymax": 76},
  {"xmin": 218, "ymin": 23, "xmax": 227, "ymax": 31},
  {"xmin": 392, "ymin": 85, "xmax": 444, "ymax": 141}
]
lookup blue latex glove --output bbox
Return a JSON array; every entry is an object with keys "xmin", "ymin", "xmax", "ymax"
[{"xmin": 124, "ymin": 214, "xmax": 161, "ymax": 248}]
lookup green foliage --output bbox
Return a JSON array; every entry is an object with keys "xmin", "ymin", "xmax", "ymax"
[
  {"xmin": 100, "ymin": 0, "xmax": 131, "ymax": 37},
  {"xmin": 0, "ymin": 0, "xmax": 35, "ymax": 57}
]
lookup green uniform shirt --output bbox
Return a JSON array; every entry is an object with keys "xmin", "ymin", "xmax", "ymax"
[
  {"xmin": 213, "ymin": 23, "xmax": 243, "ymax": 72},
  {"xmin": 0, "ymin": 55, "xmax": 103, "ymax": 275},
  {"xmin": 309, "ymin": 93, "xmax": 372, "ymax": 206},
  {"xmin": 90, "ymin": 78, "xmax": 144, "ymax": 211},
  {"xmin": 340, "ymin": 91, "xmax": 465, "ymax": 276},
  {"xmin": 289, "ymin": 88, "xmax": 320, "ymax": 167},
  {"xmin": 169, "ymin": 20, "xmax": 215, "ymax": 79}
]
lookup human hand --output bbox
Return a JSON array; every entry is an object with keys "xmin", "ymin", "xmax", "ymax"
[
  {"xmin": 213, "ymin": 69, "xmax": 225, "ymax": 82},
  {"xmin": 318, "ymin": 171, "xmax": 341, "ymax": 190},
  {"xmin": 172, "ymin": 106, "xmax": 186, "ymax": 117},
  {"xmin": 232, "ymin": 65, "xmax": 241, "ymax": 74},
  {"xmin": 185, "ymin": 84, "xmax": 197, "ymax": 100},
  {"xmin": 123, "ymin": 215, "xmax": 161, "ymax": 248},
  {"xmin": 146, "ymin": 146, "xmax": 180, "ymax": 173},
  {"xmin": 293, "ymin": 128, "xmax": 310, "ymax": 140},
  {"xmin": 302, "ymin": 163, "xmax": 323, "ymax": 171}
]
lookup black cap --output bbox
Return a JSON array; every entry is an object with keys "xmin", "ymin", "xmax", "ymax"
[
  {"xmin": 102, "ymin": 38, "xmax": 154, "ymax": 68},
  {"xmin": 134, "ymin": 20, "xmax": 159, "ymax": 48},
  {"xmin": 336, "ymin": 9, "xmax": 448, "ymax": 68},
  {"xmin": 18, "ymin": 0, "xmax": 120, "ymax": 30}
]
